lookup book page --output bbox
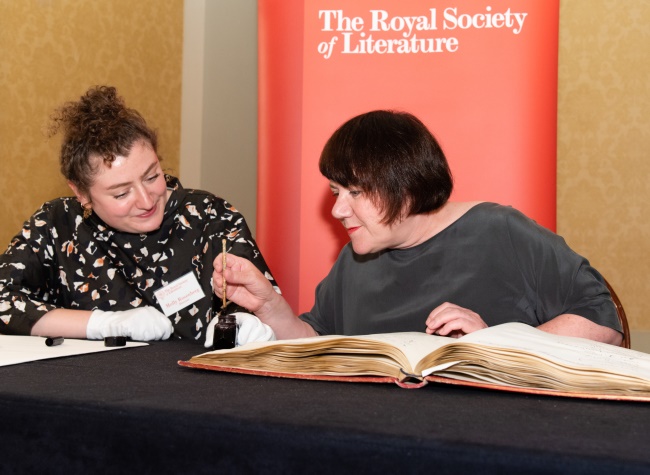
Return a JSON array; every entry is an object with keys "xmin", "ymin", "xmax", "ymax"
[
  {"xmin": 191, "ymin": 332, "xmax": 453, "ymax": 378},
  {"xmin": 186, "ymin": 323, "xmax": 650, "ymax": 395},
  {"xmin": 397, "ymin": 323, "xmax": 650, "ymax": 395},
  {"xmin": 353, "ymin": 332, "xmax": 452, "ymax": 371},
  {"xmin": 454, "ymin": 322, "xmax": 650, "ymax": 379}
]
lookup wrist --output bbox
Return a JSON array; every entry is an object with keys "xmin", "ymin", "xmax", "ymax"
[
  {"xmin": 255, "ymin": 290, "xmax": 285, "ymax": 321},
  {"xmin": 86, "ymin": 309, "xmax": 114, "ymax": 339},
  {"xmin": 253, "ymin": 293, "xmax": 316, "ymax": 339}
]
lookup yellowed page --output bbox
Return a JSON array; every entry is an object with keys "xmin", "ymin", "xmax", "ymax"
[
  {"xmin": 354, "ymin": 332, "xmax": 452, "ymax": 368},
  {"xmin": 457, "ymin": 322, "xmax": 650, "ymax": 378},
  {"xmin": 188, "ymin": 324, "xmax": 650, "ymax": 395},
  {"xmin": 417, "ymin": 323, "xmax": 650, "ymax": 395},
  {"xmin": 191, "ymin": 332, "xmax": 451, "ymax": 377}
]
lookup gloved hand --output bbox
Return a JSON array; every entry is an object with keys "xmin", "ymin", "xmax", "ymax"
[
  {"xmin": 87, "ymin": 307, "xmax": 173, "ymax": 341},
  {"xmin": 204, "ymin": 312, "xmax": 276, "ymax": 349}
]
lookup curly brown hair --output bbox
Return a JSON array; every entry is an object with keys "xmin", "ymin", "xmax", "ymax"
[{"xmin": 49, "ymin": 86, "xmax": 158, "ymax": 194}]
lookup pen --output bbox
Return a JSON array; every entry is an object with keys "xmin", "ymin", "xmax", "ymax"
[
  {"xmin": 44, "ymin": 336, "xmax": 64, "ymax": 347},
  {"xmin": 222, "ymin": 238, "xmax": 227, "ymax": 308}
]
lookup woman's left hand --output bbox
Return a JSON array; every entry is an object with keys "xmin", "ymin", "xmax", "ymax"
[
  {"xmin": 204, "ymin": 312, "xmax": 275, "ymax": 349},
  {"xmin": 425, "ymin": 302, "xmax": 487, "ymax": 338}
]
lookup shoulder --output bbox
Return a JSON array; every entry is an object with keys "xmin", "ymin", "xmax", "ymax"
[
  {"xmin": 462, "ymin": 202, "xmax": 522, "ymax": 221},
  {"xmin": 169, "ymin": 187, "xmax": 254, "ymax": 240},
  {"xmin": 178, "ymin": 185, "xmax": 235, "ymax": 212},
  {"xmin": 29, "ymin": 197, "xmax": 81, "ymax": 228},
  {"xmin": 459, "ymin": 202, "xmax": 544, "ymax": 232},
  {"xmin": 34, "ymin": 196, "xmax": 78, "ymax": 214},
  {"xmin": 473, "ymin": 204, "xmax": 575, "ymax": 259},
  {"xmin": 3, "ymin": 197, "xmax": 79, "ymax": 253},
  {"xmin": 451, "ymin": 203, "xmax": 565, "ymax": 253},
  {"xmin": 165, "ymin": 175, "xmax": 233, "ymax": 215},
  {"xmin": 175, "ymin": 187, "xmax": 245, "ymax": 221},
  {"xmin": 441, "ymin": 201, "xmax": 514, "ymax": 226},
  {"xmin": 443, "ymin": 202, "xmax": 517, "ymax": 234}
]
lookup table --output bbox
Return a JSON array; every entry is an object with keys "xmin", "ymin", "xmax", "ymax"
[{"xmin": 2, "ymin": 338, "xmax": 650, "ymax": 474}]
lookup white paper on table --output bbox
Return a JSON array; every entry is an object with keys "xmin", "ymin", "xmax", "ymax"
[{"xmin": 0, "ymin": 335, "xmax": 148, "ymax": 367}]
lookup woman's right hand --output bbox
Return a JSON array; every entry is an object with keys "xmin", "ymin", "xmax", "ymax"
[
  {"xmin": 212, "ymin": 253, "xmax": 279, "ymax": 316},
  {"xmin": 212, "ymin": 253, "xmax": 317, "ymax": 340}
]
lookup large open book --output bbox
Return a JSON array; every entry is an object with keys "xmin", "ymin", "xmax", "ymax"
[{"xmin": 179, "ymin": 323, "xmax": 650, "ymax": 401}]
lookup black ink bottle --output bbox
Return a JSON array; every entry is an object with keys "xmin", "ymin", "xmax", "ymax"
[{"xmin": 213, "ymin": 313, "xmax": 238, "ymax": 350}]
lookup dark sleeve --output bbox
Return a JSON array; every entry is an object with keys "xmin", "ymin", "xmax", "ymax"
[
  {"xmin": 0, "ymin": 206, "xmax": 60, "ymax": 335},
  {"xmin": 216, "ymin": 200, "xmax": 279, "ymax": 290},
  {"xmin": 298, "ymin": 280, "xmax": 331, "ymax": 336},
  {"xmin": 504, "ymin": 208, "xmax": 621, "ymax": 331},
  {"xmin": 298, "ymin": 246, "xmax": 350, "ymax": 336},
  {"xmin": 200, "ymin": 197, "xmax": 281, "ymax": 317}
]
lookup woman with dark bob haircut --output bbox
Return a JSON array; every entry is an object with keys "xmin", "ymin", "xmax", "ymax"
[
  {"xmin": 212, "ymin": 110, "xmax": 623, "ymax": 346},
  {"xmin": 319, "ymin": 110, "xmax": 453, "ymax": 226}
]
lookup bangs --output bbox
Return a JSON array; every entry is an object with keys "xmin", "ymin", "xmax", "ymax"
[
  {"xmin": 319, "ymin": 114, "xmax": 388, "ymax": 191},
  {"xmin": 318, "ymin": 110, "xmax": 453, "ymax": 225}
]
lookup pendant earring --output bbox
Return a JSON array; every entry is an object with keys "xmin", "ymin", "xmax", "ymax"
[{"xmin": 82, "ymin": 203, "xmax": 92, "ymax": 219}]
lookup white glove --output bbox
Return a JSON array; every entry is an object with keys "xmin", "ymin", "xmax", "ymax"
[
  {"xmin": 204, "ymin": 312, "xmax": 276, "ymax": 349},
  {"xmin": 87, "ymin": 307, "xmax": 173, "ymax": 341}
]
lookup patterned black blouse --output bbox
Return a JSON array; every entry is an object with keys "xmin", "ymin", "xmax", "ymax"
[{"xmin": 0, "ymin": 175, "xmax": 278, "ymax": 343}]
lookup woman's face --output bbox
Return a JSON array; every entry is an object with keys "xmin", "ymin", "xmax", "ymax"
[
  {"xmin": 329, "ymin": 182, "xmax": 412, "ymax": 254},
  {"xmin": 70, "ymin": 141, "xmax": 168, "ymax": 234}
]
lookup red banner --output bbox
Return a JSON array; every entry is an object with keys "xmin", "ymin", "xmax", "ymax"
[{"xmin": 258, "ymin": 0, "xmax": 559, "ymax": 314}]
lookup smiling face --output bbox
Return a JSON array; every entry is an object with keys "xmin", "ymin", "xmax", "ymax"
[
  {"xmin": 330, "ymin": 181, "xmax": 414, "ymax": 255},
  {"xmin": 69, "ymin": 140, "xmax": 169, "ymax": 234}
]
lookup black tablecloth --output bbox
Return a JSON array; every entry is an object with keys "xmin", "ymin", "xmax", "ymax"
[{"xmin": 2, "ymin": 338, "xmax": 650, "ymax": 474}]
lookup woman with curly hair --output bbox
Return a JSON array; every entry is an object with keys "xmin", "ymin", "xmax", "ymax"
[{"xmin": 0, "ymin": 86, "xmax": 276, "ymax": 346}]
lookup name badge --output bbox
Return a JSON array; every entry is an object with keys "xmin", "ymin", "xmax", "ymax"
[{"xmin": 154, "ymin": 272, "xmax": 206, "ymax": 316}]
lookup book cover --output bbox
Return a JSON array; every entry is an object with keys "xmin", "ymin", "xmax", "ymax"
[{"xmin": 180, "ymin": 323, "xmax": 650, "ymax": 401}]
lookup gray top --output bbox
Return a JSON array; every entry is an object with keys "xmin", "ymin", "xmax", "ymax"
[{"xmin": 299, "ymin": 203, "xmax": 620, "ymax": 336}]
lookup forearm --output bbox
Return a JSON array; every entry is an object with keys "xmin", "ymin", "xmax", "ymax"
[
  {"xmin": 31, "ymin": 307, "xmax": 173, "ymax": 341},
  {"xmin": 30, "ymin": 309, "xmax": 93, "ymax": 338},
  {"xmin": 255, "ymin": 292, "xmax": 318, "ymax": 340},
  {"xmin": 537, "ymin": 313, "xmax": 623, "ymax": 346}
]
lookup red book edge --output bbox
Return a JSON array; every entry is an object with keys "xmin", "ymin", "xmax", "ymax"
[{"xmin": 178, "ymin": 360, "xmax": 650, "ymax": 401}]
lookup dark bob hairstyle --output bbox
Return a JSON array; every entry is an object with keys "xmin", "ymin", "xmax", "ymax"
[{"xmin": 319, "ymin": 110, "xmax": 453, "ymax": 225}]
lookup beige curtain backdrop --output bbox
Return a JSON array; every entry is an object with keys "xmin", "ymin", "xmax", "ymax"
[
  {"xmin": 557, "ymin": 0, "xmax": 649, "ymax": 332},
  {"xmin": 0, "ymin": 0, "xmax": 183, "ymax": 245},
  {"xmin": 0, "ymin": 1, "xmax": 648, "ymax": 331}
]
